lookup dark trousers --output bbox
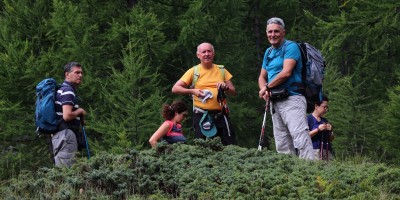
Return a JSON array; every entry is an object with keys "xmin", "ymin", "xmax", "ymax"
[{"xmin": 193, "ymin": 112, "xmax": 236, "ymax": 145}]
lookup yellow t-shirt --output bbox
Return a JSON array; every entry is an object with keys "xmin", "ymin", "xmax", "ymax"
[{"xmin": 180, "ymin": 64, "xmax": 233, "ymax": 111}]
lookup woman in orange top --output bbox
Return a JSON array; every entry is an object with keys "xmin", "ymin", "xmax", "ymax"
[{"xmin": 149, "ymin": 100, "xmax": 188, "ymax": 148}]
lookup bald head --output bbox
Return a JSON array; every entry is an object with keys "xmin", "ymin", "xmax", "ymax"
[
  {"xmin": 196, "ymin": 42, "xmax": 215, "ymax": 67},
  {"xmin": 197, "ymin": 43, "xmax": 214, "ymax": 53}
]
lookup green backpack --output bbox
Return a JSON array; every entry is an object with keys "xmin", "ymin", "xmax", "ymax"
[{"xmin": 191, "ymin": 64, "xmax": 225, "ymax": 87}]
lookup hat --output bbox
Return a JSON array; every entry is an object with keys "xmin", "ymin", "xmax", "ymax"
[{"xmin": 199, "ymin": 111, "xmax": 217, "ymax": 137}]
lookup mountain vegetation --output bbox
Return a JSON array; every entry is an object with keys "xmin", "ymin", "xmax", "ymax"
[
  {"xmin": 2, "ymin": 139, "xmax": 400, "ymax": 199},
  {"xmin": 1, "ymin": 0, "xmax": 399, "ymax": 194}
]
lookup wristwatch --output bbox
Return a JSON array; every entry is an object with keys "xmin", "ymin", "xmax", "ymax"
[{"xmin": 265, "ymin": 83, "xmax": 270, "ymax": 91}]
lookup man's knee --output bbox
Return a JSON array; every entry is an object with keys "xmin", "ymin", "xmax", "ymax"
[{"xmin": 292, "ymin": 130, "xmax": 315, "ymax": 160}]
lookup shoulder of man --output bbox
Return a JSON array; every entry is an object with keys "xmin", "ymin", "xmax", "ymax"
[
  {"xmin": 284, "ymin": 40, "xmax": 298, "ymax": 49},
  {"xmin": 282, "ymin": 40, "xmax": 301, "ymax": 58},
  {"xmin": 60, "ymin": 82, "xmax": 76, "ymax": 92},
  {"xmin": 57, "ymin": 82, "xmax": 76, "ymax": 100}
]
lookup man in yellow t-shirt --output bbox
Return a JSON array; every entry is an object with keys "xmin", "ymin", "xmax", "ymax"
[{"xmin": 172, "ymin": 42, "xmax": 237, "ymax": 145}]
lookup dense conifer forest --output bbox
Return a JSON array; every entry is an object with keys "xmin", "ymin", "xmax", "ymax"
[{"xmin": 1, "ymin": 0, "xmax": 399, "ymax": 197}]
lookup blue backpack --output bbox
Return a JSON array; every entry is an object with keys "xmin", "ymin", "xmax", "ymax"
[{"xmin": 35, "ymin": 78, "xmax": 60, "ymax": 135}]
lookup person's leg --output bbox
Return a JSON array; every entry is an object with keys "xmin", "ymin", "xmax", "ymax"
[
  {"xmin": 52, "ymin": 129, "xmax": 78, "ymax": 167},
  {"xmin": 279, "ymin": 96, "xmax": 315, "ymax": 160},
  {"xmin": 214, "ymin": 113, "xmax": 236, "ymax": 145},
  {"xmin": 313, "ymin": 149, "xmax": 322, "ymax": 160},
  {"xmin": 271, "ymin": 102, "xmax": 296, "ymax": 155},
  {"xmin": 193, "ymin": 112, "xmax": 206, "ymax": 139}
]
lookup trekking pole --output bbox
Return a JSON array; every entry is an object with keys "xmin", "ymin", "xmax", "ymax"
[
  {"xmin": 326, "ymin": 131, "xmax": 330, "ymax": 161},
  {"xmin": 82, "ymin": 126, "xmax": 90, "ymax": 159},
  {"xmin": 320, "ymin": 133, "xmax": 323, "ymax": 160},
  {"xmin": 258, "ymin": 99, "xmax": 270, "ymax": 151},
  {"xmin": 81, "ymin": 117, "xmax": 90, "ymax": 159}
]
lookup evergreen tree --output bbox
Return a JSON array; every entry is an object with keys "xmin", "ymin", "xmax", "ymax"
[
  {"xmin": 379, "ymin": 84, "xmax": 400, "ymax": 164},
  {"xmin": 89, "ymin": 8, "xmax": 169, "ymax": 152},
  {"xmin": 90, "ymin": 42, "xmax": 164, "ymax": 152},
  {"xmin": 313, "ymin": 0, "xmax": 400, "ymax": 161},
  {"xmin": 323, "ymin": 66, "xmax": 381, "ymax": 159}
]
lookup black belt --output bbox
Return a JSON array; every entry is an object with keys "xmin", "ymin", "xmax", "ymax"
[{"xmin": 194, "ymin": 110, "xmax": 222, "ymax": 115}]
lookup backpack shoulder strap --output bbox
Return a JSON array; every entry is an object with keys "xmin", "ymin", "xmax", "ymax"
[
  {"xmin": 192, "ymin": 65, "xmax": 200, "ymax": 87},
  {"xmin": 297, "ymin": 42, "xmax": 308, "ymax": 83},
  {"xmin": 192, "ymin": 64, "xmax": 225, "ymax": 86},
  {"xmin": 266, "ymin": 47, "xmax": 273, "ymax": 56},
  {"xmin": 216, "ymin": 65, "xmax": 225, "ymax": 80}
]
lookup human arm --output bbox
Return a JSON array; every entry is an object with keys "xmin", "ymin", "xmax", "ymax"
[
  {"xmin": 149, "ymin": 122, "xmax": 170, "ymax": 148},
  {"xmin": 267, "ymin": 58, "xmax": 296, "ymax": 88},
  {"xmin": 309, "ymin": 123, "xmax": 328, "ymax": 138},
  {"xmin": 172, "ymin": 80, "xmax": 205, "ymax": 98},
  {"xmin": 258, "ymin": 68, "xmax": 269, "ymax": 99},
  {"xmin": 309, "ymin": 125, "xmax": 321, "ymax": 138},
  {"xmin": 62, "ymin": 105, "xmax": 86, "ymax": 122}
]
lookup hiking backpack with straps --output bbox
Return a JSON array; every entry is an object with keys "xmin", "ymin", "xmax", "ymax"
[
  {"xmin": 191, "ymin": 64, "xmax": 225, "ymax": 87},
  {"xmin": 270, "ymin": 41, "xmax": 325, "ymax": 113},
  {"xmin": 296, "ymin": 42, "xmax": 326, "ymax": 113},
  {"xmin": 35, "ymin": 78, "xmax": 60, "ymax": 135}
]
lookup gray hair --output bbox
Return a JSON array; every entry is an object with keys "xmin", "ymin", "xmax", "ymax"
[
  {"xmin": 64, "ymin": 62, "xmax": 82, "ymax": 73},
  {"xmin": 266, "ymin": 17, "xmax": 285, "ymax": 29}
]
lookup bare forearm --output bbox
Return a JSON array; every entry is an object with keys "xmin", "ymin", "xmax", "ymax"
[
  {"xmin": 258, "ymin": 76, "xmax": 267, "ymax": 90},
  {"xmin": 172, "ymin": 85, "xmax": 194, "ymax": 95},
  {"xmin": 63, "ymin": 108, "xmax": 85, "ymax": 122},
  {"xmin": 268, "ymin": 73, "xmax": 290, "ymax": 88}
]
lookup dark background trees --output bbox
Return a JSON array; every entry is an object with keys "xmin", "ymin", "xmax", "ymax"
[{"xmin": 0, "ymin": 0, "xmax": 399, "ymax": 179}]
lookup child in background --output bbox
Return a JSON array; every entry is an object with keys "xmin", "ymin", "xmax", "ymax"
[{"xmin": 149, "ymin": 100, "xmax": 188, "ymax": 148}]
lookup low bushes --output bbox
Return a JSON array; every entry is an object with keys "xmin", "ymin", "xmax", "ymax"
[{"xmin": 1, "ymin": 138, "xmax": 399, "ymax": 199}]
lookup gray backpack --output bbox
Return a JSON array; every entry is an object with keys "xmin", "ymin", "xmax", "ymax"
[{"xmin": 296, "ymin": 42, "xmax": 326, "ymax": 113}]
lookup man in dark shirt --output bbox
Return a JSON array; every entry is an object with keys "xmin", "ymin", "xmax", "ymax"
[{"xmin": 52, "ymin": 62, "xmax": 86, "ymax": 167}]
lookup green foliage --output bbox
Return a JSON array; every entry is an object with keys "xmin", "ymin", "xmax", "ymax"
[
  {"xmin": 1, "ymin": 0, "xmax": 400, "ymax": 180},
  {"xmin": 89, "ymin": 44, "xmax": 165, "ymax": 152},
  {"xmin": 1, "ymin": 141, "xmax": 400, "ymax": 199},
  {"xmin": 312, "ymin": 0, "xmax": 400, "ymax": 162},
  {"xmin": 379, "ymin": 85, "xmax": 400, "ymax": 164},
  {"xmin": 323, "ymin": 66, "xmax": 382, "ymax": 159}
]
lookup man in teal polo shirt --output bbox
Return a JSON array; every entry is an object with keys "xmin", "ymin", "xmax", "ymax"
[{"xmin": 258, "ymin": 17, "xmax": 315, "ymax": 160}]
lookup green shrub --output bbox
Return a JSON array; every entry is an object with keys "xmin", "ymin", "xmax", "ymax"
[{"xmin": 1, "ymin": 139, "xmax": 399, "ymax": 199}]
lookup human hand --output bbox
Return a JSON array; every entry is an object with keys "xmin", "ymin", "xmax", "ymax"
[
  {"xmin": 326, "ymin": 123, "xmax": 332, "ymax": 131},
  {"xmin": 217, "ymin": 82, "xmax": 229, "ymax": 91},
  {"xmin": 79, "ymin": 108, "xmax": 87, "ymax": 116},
  {"xmin": 259, "ymin": 87, "xmax": 269, "ymax": 99},
  {"xmin": 318, "ymin": 123, "xmax": 326, "ymax": 131},
  {"xmin": 193, "ymin": 89, "xmax": 205, "ymax": 98}
]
